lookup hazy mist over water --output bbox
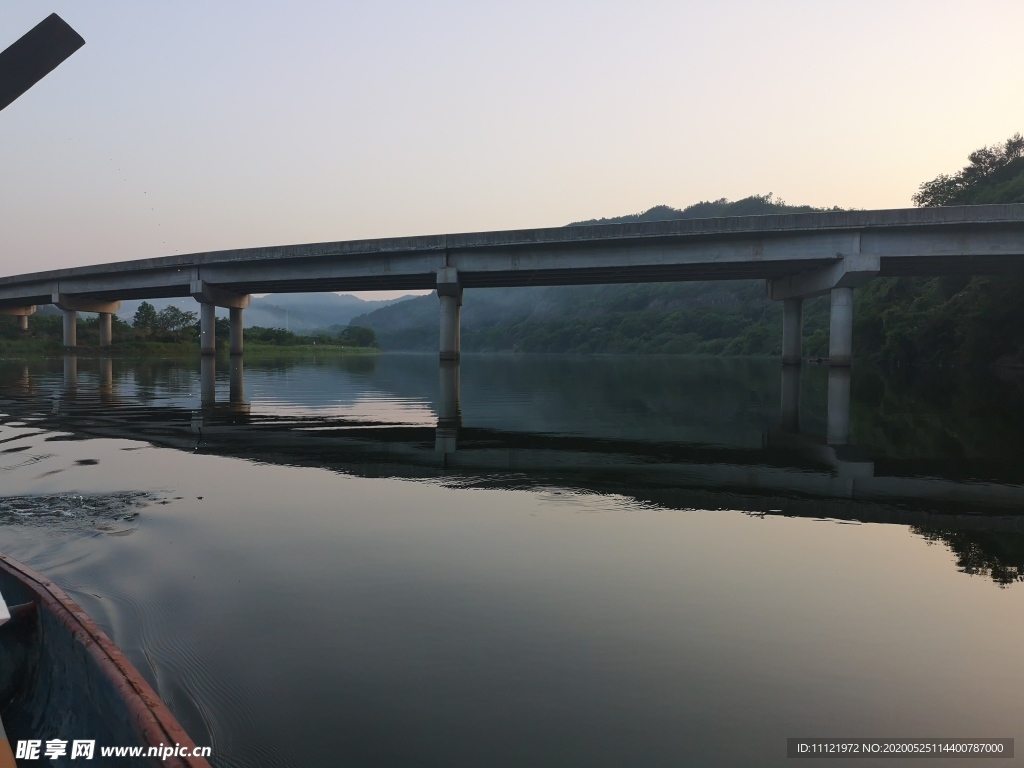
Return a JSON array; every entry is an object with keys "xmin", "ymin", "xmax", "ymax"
[{"xmin": 1, "ymin": 353, "xmax": 1023, "ymax": 767}]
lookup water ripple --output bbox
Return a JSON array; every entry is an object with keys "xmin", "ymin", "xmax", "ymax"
[{"xmin": 0, "ymin": 491, "xmax": 158, "ymax": 533}]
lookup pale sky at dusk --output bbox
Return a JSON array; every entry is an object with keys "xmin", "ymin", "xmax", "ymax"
[{"xmin": 1, "ymin": 0, "xmax": 1022, "ymax": 293}]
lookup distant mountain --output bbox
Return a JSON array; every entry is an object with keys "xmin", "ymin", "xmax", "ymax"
[
  {"xmin": 349, "ymin": 294, "xmax": 440, "ymax": 350},
  {"xmin": 114, "ymin": 293, "xmax": 413, "ymax": 331},
  {"xmin": 238, "ymin": 293, "xmax": 412, "ymax": 331}
]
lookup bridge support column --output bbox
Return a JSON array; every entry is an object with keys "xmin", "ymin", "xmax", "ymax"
[
  {"xmin": 437, "ymin": 267, "xmax": 462, "ymax": 362},
  {"xmin": 200, "ymin": 303, "xmax": 216, "ymax": 356},
  {"xmin": 782, "ymin": 298, "xmax": 803, "ymax": 366},
  {"xmin": 63, "ymin": 310, "xmax": 77, "ymax": 348},
  {"xmin": 98, "ymin": 312, "xmax": 113, "ymax": 348},
  {"xmin": 190, "ymin": 280, "xmax": 249, "ymax": 357},
  {"xmin": 780, "ymin": 365, "xmax": 800, "ymax": 432},
  {"xmin": 53, "ymin": 295, "xmax": 120, "ymax": 349},
  {"xmin": 230, "ymin": 308, "xmax": 244, "ymax": 356},
  {"xmin": 768, "ymin": 254, "xmax": 877, "ymax": 367},
  {"xmin": 827, "ymin": 367, "xmax": 851, "ymax": 445},
  {"xmin": 0, "ymin": 306, "xmax": 37, "ymax": 334},
  {"xmin": 828, "ymin": 287, "xmax": 854, "ymax": 367}
]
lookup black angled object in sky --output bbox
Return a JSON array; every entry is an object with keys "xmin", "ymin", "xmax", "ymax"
[{"xmin": 0, "ymin": 13, "xmax": 84, "ymax": 112}]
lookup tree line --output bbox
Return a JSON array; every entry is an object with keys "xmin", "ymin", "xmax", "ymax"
[
  {"xmin": 0, "ymin": 300, "xmax": 377, "ymax": 350},
  {"xmin": 856, "ymin": 133, "xmax": 1024, "ymax": 366}
]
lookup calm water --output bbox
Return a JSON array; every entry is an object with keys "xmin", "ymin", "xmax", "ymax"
[{"xmin": 1, "ymin": 353, "xmax": 1023, "ymax": 767}]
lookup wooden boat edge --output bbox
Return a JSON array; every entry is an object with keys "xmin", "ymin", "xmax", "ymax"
[{"xmin": 0, "ymin": 553, "xmax": 212, "ymax": 768}]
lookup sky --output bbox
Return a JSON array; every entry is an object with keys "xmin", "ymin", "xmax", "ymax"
[{"xmin": 1, "ymin": 1, "xmax": 1022, "ymax": 298}]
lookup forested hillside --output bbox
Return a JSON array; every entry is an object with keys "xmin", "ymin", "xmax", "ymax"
[
  {"xmin": 570, "ymin": 193, "xmax": 830, "ymax": 224},
  {"xmin": 854, "ymin": 134, "xmax": 1024, "ymax": 366}
]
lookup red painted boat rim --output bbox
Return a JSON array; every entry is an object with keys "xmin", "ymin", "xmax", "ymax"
[{"xmin": 0, "ymin": 552, "xmax": 212, "ymax": 768}]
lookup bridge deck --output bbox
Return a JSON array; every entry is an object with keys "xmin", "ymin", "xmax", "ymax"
[{"xmin": 1, "ymin": 204, "xmax": 1022, "ymax": 307}]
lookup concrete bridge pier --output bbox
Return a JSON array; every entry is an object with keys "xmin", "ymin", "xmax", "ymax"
[
  {"xmin": 62, "ymin": 310, "xmax": 77, "ymax": 348},
  {"xmin": 829, "ymin": 287, "xmax": 854, "ymax": 367},
  {"xmin": 98, "ymin": 312, "xmax": 113, "ymax": 348},
  {"xmin": 52, "ymin": 294, "xmax": 121, "ymax": 349},
  {"xmin": 768, "ymin": 253, "xmax": 878, "ymax": 368},
  {"xmin": 780, "ymin": 365, "xmax": 801, "ymax": 432},
  {"xmin": 782, "ymin": 298, "xmax": 803, "ymax": 365},
  {"xmin": 437, "ymin": 268, "xmax": 462, "ymax": 362},
  {"xmin": 0, "ymin": 306, "xmax": 36, "ymax": 333},
  {"xmin": 191, "ymin": 280, "xmax": 250, "ymax": 357},
  {"xmin": 230, "ymin": 308, "xmax": 244, "ymax": 356},
  {"xmin": 827, "ymin": 367, "xmax": 852, "ymax": 445},
  {"xmin": 199, "ymin": 303, "xmax": 216, "ymax": 356}
]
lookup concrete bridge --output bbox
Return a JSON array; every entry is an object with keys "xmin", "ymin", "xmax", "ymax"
[{"xmin": 2, "ymin": 204, "xmax": 1023, "ymax": 364}]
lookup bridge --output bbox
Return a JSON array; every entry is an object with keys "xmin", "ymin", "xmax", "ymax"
[{"xmin": 2, "ymin": 203, "xmax": 1023, "ymax": 364}]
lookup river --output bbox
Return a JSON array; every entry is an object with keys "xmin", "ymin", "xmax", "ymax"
[{"xmin": 0, "ymin": 353, "xmax": 1022, "ymax": 767}]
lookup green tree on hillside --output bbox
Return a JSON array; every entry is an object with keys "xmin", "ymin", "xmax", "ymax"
[
  {"xmin": 133, "ymin": 301, "xmax": 158, "ymax": 332},
  {"xmin": 340, "ymin": 325, "xmax": 377, "ymax": 347},
  {"xmin": 913, "ymin": 134, "xmax": 1024, "ymax": 207},
  {"xmin": 853, "ymin": 132, "xmax": 1024, "ymax": 366},
  {"xmin": 155, "ymin": 306, "xmax": 198, "ymax": 333}
]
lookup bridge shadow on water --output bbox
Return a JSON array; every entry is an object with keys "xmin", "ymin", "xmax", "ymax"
[{"xmin": 2, "ymin": 353, "xmax": 1023, "ymax": 586}]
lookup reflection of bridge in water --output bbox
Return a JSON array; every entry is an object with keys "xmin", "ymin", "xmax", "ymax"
[{"xmin": 3, "ymin": 357, "xmax": 1023, "ymax": 538}]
